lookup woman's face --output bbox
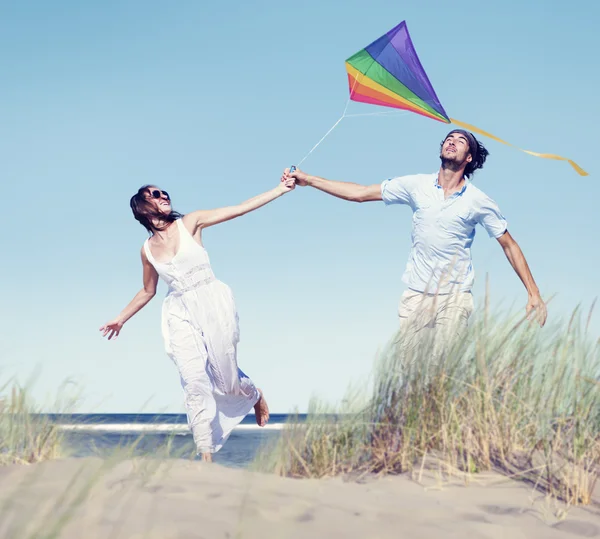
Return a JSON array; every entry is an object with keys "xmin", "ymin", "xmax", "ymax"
[{"xmin": 145, "ymin": 187, "xmax": 172, "ymax": 215}]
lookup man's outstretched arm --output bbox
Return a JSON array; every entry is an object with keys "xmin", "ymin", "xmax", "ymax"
[
  {"xmin": 284, "ymin": 168, "xmax": 382, "ymax": 203},
  {"xmin": 497, "ymin": 231, "xmax": 547, "ymax": 327}
]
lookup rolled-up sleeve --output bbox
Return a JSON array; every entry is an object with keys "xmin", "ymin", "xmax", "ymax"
[
  {"xmin": 381, "ymin": 176, "xmax": 415, "ymax": 206},
  {"xmin": 475, "ymin": 194, "xmax": 508, "ymax": 238}
]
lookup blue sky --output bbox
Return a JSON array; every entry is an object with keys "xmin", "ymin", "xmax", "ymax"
[{"xmin": 1, "ymin": 0, "xmax": 598, "ymax": 413}]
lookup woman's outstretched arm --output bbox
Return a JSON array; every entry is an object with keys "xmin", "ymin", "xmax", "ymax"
[
  {"xmin": 99, "ymin": 248, "xmax": 159, "ymax": 340},
  {"xmin": 188, "ymin": 178, "xmax": 295, "ymax": 230}
]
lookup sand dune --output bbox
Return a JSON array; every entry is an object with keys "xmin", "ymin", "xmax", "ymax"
[{"xmin": 1, "ymin": 457, "xmax": 598, "ymax": 539}]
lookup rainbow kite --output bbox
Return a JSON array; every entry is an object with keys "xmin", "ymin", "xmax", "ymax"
[{"xmin": 345, "ymin": 21, "xmax": 587, "ymax": 176}]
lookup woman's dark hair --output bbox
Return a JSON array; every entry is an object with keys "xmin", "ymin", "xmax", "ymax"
[
  {"xmin": 440, "ymin": 130, "xmax": 490, "ymax": 179},
  {"xmin": 130, "ymin": 185, "xmax": 183, "ymax": 234}
]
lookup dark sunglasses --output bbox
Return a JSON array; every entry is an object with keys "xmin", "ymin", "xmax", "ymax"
[{"xmin": 148, "ymin": 189, "xmax": 170, "ymax": 201}]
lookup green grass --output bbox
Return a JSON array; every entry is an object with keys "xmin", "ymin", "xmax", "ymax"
[
  {"xmin": 0, "ymin": 380, "xmax": 197, "ymax": 539},
  {"xmin": 0, "ymin": 381, "xmax": 69, "ymax": 465},
  {"xmin": 256, "ymin": 300, "xmax": 600, "ymax": 506}
]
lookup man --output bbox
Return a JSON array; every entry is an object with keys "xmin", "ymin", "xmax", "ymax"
[{"xmin": 283, "ymin": 129, "xmax": 547, "ymax": 354}]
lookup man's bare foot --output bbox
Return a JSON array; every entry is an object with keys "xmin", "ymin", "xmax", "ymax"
[
  {"xmin": 202, "ymin": 452, "xmax": 213, "ymax": 463},
  {"xmin": 254, "ymin": 389, "xmax": 270, "ymax": 427}
]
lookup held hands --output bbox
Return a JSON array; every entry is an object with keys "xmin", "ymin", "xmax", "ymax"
[
  {"xmin": 526, "ymin": 294, "xmax": 547, "ymax": 327},
  {"xmin": 277, "ymin": 174, "xmax": 296, "ymax": 194},
  {"xmin": 281, "ymin": 167, "xmax": 309, "ymax": 187},
  {"xmin": 99, "ymin": 318, "xmax": 124, "ymax": 340}
]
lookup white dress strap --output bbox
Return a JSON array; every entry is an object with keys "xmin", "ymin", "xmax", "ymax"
[
  {"xmin": 143, "ymin": 238, "xmax": 155, "ymax": 265},
  {"xmin": 176, "ymin": 217, "xmax": 193, "ymax": 241}
]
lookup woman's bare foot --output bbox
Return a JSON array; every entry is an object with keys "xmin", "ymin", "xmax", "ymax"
[
  {"xmin": 254, "ymin": 389, "xmax": 270, "ymax": 427},
  {"xmin": 202, "ymin": 452, "xmax": 213, "ymax": 463}
]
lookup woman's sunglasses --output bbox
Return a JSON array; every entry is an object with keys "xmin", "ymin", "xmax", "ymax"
[{"xmin": 148, "ymin": 189, "xmax": 170, "ymax": 201}]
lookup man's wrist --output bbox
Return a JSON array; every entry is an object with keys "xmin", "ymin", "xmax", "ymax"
[{"xmin": 528, "ymin": 288, "xmax": 540, "ymax": 299}]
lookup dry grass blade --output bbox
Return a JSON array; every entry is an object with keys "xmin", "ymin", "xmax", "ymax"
[{"xmin": 0, "ymin": 379, "xmax": 75, "ymax": 466}]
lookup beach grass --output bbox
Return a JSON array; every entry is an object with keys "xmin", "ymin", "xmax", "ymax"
[
  {"xmin": 256, "ymin": 299, "xmax": 600, "ymax": 506},
  {"xmin": 0, "ymin": 380, "xmax": 70, "ymax": 466},
  {"xmin": 0, "ymin": 382, "xmax": 195, "ymax": 539}
]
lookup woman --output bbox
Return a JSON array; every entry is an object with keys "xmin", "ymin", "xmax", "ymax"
[{"xmin": 100, "ymin": 178, "xmax": 296, "ymax": 461}]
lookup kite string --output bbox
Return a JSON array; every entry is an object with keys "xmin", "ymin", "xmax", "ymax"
[
  {"xmin": 295, "ymin": 71, "xmax": 363, "ymax": 169},
  {"xmin": 294, "ymin": 110, "xmax": 410, "ymax": 168},
  {"xmin": 295, "ymin": 114, "xmax": 345, "ymax": 168}
]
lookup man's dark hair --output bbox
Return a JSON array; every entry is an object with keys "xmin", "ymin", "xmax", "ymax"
[{"xmin": 441, "ymin": 130, "xmax": 490, "ymax": 179}]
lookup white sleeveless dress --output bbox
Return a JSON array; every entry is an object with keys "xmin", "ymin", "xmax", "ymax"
[{"xmin": 143, "ymin": 218, "xmax": 260, "ymax": 454}]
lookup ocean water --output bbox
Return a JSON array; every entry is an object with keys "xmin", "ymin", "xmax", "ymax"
[{"xmin": 47, "ymin": 413, "xmax": 303, "ymax": 468}]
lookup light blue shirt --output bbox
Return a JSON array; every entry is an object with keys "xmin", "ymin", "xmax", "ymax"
[{"xmin": 381, "ymin": 173, "xmax": 508, "ymax": 294}]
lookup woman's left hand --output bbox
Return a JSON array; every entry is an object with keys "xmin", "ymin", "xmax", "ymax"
[{"xmin": 278, "ymin": 177, "xmax": 296, "ymax": 194}]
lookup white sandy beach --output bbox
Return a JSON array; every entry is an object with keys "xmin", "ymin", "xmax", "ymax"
[{"xmin": 1, "ymin": 457, "xmax": 598, "ymax": 539}]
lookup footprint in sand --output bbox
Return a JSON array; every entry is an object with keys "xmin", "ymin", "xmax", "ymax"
[
  {"xmin": 462, "ymin": 513, "xmax": 491, "ymax": 524},
  {"xmin": 552, "ymin": 520, "xmax": 599, "ymax": 538},
  {"xmin": 295, "ymin": 510, "xmax": 315, "ymax": 523},
  {"xmin": 480, "ymin": 505, "xmax": 525, "ymax": 516}
]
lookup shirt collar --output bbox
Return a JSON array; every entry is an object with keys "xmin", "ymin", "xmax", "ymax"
[{"xmin": 434, "ymin": 173, "xmax": 469, "ymax": 196}]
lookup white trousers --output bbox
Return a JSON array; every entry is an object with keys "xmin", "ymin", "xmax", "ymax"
[{"xmin": 397, "ymin": 289, "xmax": 474, "ymax": 364}]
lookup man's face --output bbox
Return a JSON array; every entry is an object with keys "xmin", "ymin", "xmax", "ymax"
[{"xmin": 440, "ymin": 132, "xmax": 473, "ymax": 167}]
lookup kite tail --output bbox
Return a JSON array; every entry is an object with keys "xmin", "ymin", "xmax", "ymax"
[{"xmin": 449, "ymin": 118, "xmax": 588, "ymax": 176}]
